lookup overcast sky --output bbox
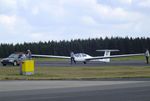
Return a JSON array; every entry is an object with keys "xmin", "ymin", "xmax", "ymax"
[{"xmin": 0, "ymin": 0, "xmax": 150, "ymax": 43}]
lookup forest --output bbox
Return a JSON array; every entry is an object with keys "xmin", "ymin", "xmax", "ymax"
[{"xmin": 0, "ymin": 37, "xmax": 149, "ymax": 58}]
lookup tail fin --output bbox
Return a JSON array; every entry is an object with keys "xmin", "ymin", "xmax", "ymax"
[{"xmin": 96, "ymin": 49, "xmax": 119, "ymax": 62}]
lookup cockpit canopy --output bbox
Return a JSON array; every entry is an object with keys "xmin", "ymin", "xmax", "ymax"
[{"xmin": 74, "ymin": 53, "xmax": 91, "ymax": 58}]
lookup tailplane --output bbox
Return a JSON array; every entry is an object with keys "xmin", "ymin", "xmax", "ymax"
[{"xmin": 96, "ymin": 49, "xmax": 119, "ymax": 62}]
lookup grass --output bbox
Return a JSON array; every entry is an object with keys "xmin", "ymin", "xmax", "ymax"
[
  {"xmin": 112, "ymin": 55, "xmax": 145, "ymax": 61},
  {"xmin": 0, "ymin": 55, "xmax": 148, "ymax": 80},
  {"xmin": 0, "ymin": 66, "xmax": 150, "ymax": 80}
]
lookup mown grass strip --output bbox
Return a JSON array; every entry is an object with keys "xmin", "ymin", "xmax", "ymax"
[
  {"xmin": 0, "ymin": 66, "xmax": 150, "ymax": 80},
  {"xmin": 112, "ymin": 55, "xmax": 145, "ymax": 61}
]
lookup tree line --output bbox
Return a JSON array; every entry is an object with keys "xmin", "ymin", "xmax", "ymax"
[{"xmin": 0, "ymin": 37, "xmax": 149, "ymax": 58}]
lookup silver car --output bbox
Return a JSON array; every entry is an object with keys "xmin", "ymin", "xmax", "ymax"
[{"xmin": 1, "ymin": 53, "xmax": 26, "ymax": 66}]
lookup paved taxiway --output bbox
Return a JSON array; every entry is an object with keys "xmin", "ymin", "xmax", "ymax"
[
  {"xmin": 0, "ymin": 80, "xmax": 150, "ymax": 101},
  {"xmin": 35, "ymin": 60, "xmax": 150, "ymax": 67}
]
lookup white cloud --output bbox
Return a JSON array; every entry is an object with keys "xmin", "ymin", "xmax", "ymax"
[
  {"xmin": 31, "ymin": 6, "xmax": 39, "ymax": 15},
  {"xmin": 1, "ymin": 0, "xmax": 17, "ymax": 7},
  {"xmin": 18, "ymin": 0, "xmax": 29, "ymax": 9},
  {"xmin": 138, "ymin": 0, "xmax": 150, "ymax": 8},
  {"xmin": 81, "ymin": 16, "xmax": 97, "ymax": 26},
  {"xmin": 0, "ymin": 15, "xmax": 17, "ymax": 30},
  {"xmin": 30, "ymin": 33, "xmax": 44, "ymax": 40},
  {"xmin": 0, "ymin": 13, "xmax": 32, "ymax": 40},
  {"xmin": 0, "ymin": 0, "xmax": 149, "ymax": 43},
  {"xmin": 118, "ymin": 0, "xmax": 132, "ymax": 5},
  {"xmin": 0, "ymin": 0, "xmax": 17, "ymax": 14}
]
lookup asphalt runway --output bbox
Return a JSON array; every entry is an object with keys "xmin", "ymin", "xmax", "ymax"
[
  {"xmin": 35, "ymin": 60, "xmax": 150, "ymax": 67},
  {"xmin": 0, "ymin": 81, "xmax": 150, "ymax": 101}
]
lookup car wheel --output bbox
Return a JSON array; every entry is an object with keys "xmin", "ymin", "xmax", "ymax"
[
  {"xmin": 2, "ymin": 64, "xmax": 6, "ymax": 66},
  {"xmin": 13, "ymin": 61, "xmax": 17, "ymax": 66}
]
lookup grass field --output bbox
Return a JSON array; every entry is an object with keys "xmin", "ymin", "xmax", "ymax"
[
  {"xmin": 112, "ymin": 55, "xmax": 145, "ymax": 61},
  {"xmin": 0, "ymin": 55, "xmax": 148, "ymax": 80},
  {"xmin": 0, "ymin": 66, "xmax": 150, "ymax": 80}
]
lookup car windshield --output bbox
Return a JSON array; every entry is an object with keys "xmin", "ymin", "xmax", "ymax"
[{"xmin": 8, "ymin": 54, "xmax": 19, "ymax": 58}]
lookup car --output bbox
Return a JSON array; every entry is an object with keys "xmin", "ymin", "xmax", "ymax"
[{"xmin": 1, "ymin": 53, "xmax": 26, "ymax": 66}]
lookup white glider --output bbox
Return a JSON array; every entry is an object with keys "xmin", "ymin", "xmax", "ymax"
[{"xmin": 32, "ymin": 49, "xmax": 145, "ymax": 64}]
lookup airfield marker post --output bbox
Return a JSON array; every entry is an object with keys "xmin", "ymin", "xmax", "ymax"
[{"xmin": 21, "ymin": 60, "xmax": 35, "ymax": 75}]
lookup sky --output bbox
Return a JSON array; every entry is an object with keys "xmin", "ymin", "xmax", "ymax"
[{"xmin": 0, "ymin": 0, "xmax": 150, "ymax": 43}]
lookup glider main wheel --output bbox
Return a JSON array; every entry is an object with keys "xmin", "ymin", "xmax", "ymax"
[{"xmin": 83, "ymin": 61, "xmax": 86, "ymax": 64}]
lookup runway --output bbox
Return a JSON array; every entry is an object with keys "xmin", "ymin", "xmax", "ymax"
[
  {"xmin": 0, "ymin": 80, "xmax": 150, "ymax": 101},
  {"xmin": 35, "ymin": 60, "xmax": 150, "ymax": 67}
]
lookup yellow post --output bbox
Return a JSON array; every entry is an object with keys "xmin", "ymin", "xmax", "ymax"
[{"xmin": 22, "ymin": 60, "xmax": 34, "ymax": 75}]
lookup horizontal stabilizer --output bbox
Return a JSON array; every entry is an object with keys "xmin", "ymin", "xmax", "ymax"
[{"xmin": 96, "ymin": 49, "xmax": 119, "ymax": 52}]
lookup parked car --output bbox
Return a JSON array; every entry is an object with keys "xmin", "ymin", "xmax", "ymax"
[{"xmin": 1, "ymin": 53, "xmax": 26, "ymax": 66}]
